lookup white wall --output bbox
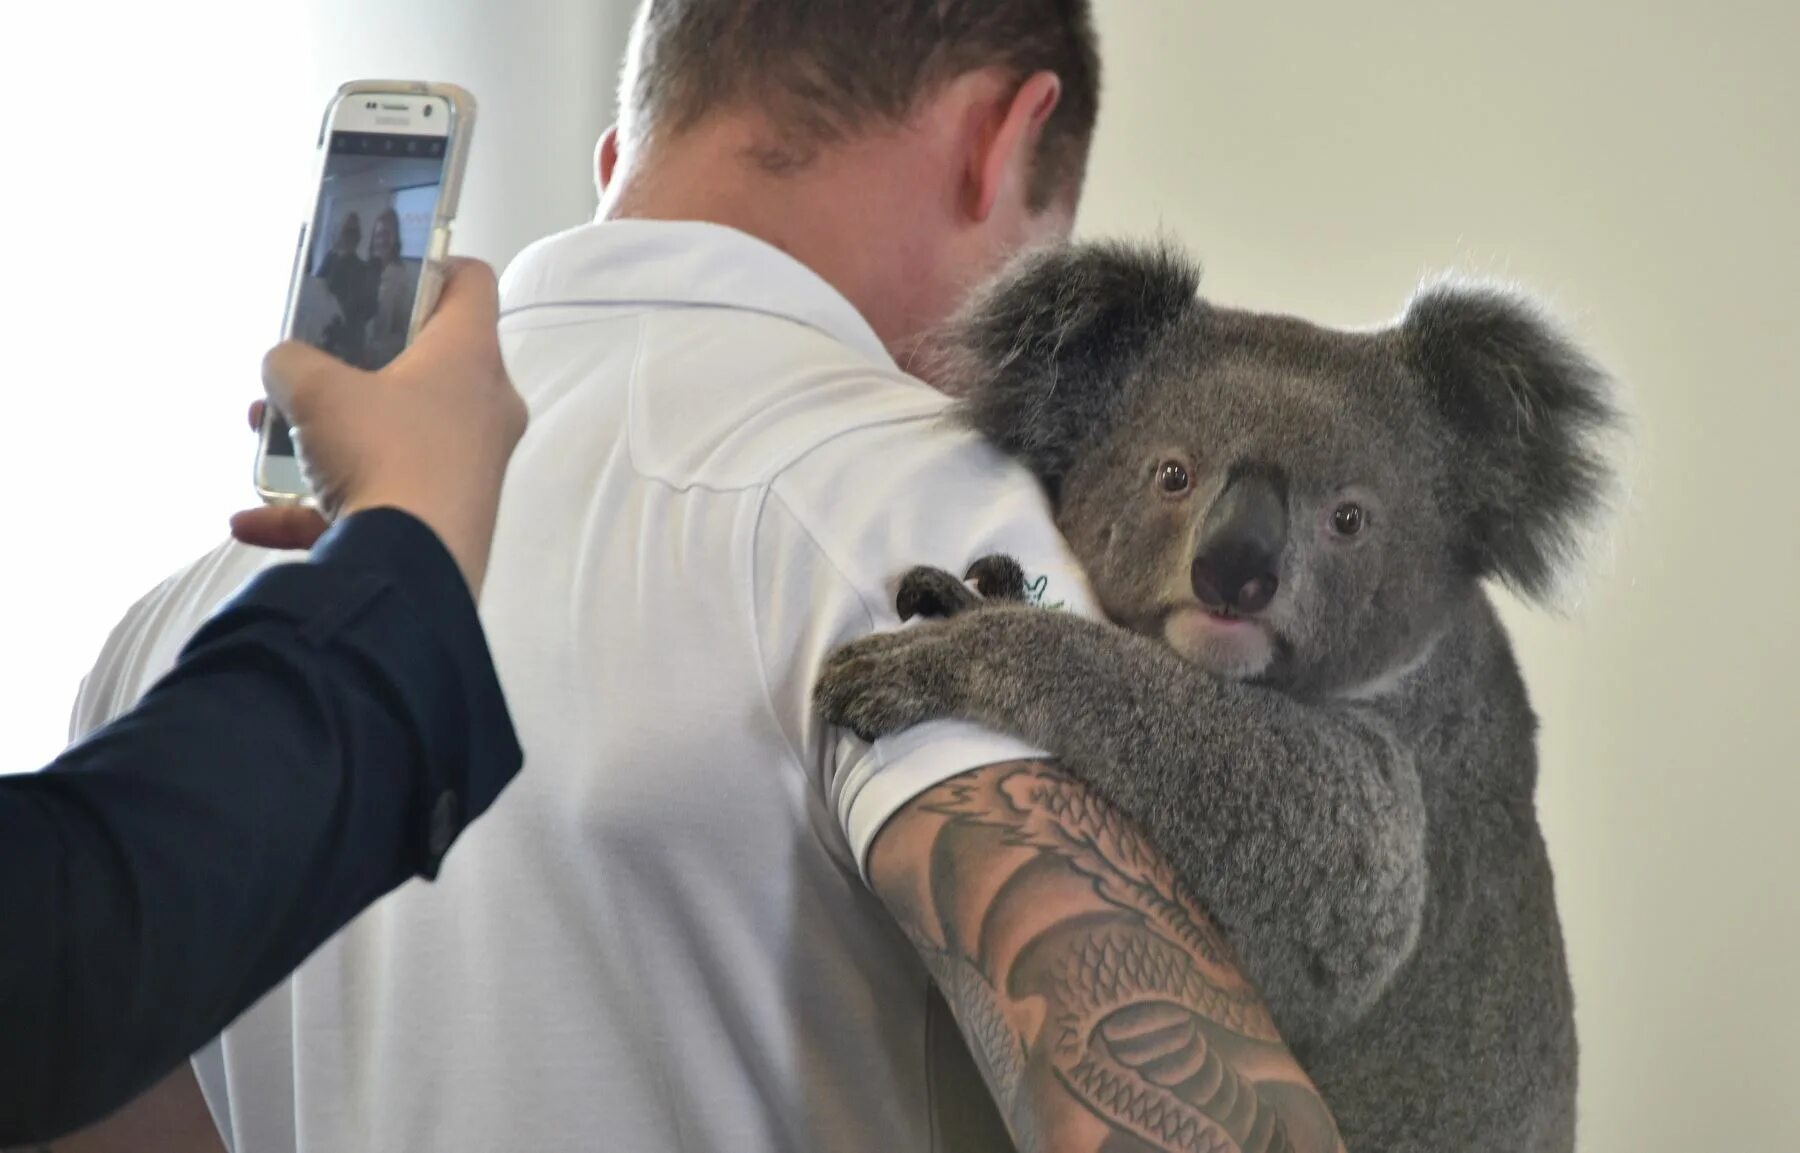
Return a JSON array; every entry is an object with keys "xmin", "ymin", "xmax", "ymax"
[
  {"xmin": 0, "ymin": 0, "xmax": 631, "ymax": 769},
  {"xmin": 1, "ymin": 1, "xmax": 1793, "ymax": 1149},
  {"xmin": 1075, "ymin": 4, "xmax": 1799, "ymax": 1149}
]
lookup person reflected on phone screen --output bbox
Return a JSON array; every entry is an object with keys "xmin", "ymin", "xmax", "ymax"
[{"xmin": 365, "ymin": 208, "xmax": 418, "ymax": 369}]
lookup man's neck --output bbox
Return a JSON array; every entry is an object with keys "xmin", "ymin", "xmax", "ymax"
[{"xmin": 599, "ymin": 121, "xmax": 947, "ymax": 357}]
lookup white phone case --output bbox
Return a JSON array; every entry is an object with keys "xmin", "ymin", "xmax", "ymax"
[{"xmin": 254, "ymin": 80, "xmax": 478, "ymax": 505}]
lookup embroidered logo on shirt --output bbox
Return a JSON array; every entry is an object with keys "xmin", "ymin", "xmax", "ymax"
[{"xmin": 1023, "ymin": 573, "xmax": 1066, "ymax": 612}]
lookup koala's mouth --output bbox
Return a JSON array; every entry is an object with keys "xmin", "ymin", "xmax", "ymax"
[{"xmin": 1162, "ymin": 603, "xmax": 1277, "ymax": 680}]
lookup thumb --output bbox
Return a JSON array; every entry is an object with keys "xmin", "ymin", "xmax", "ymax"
[
  {"xmin": 229, "ymin": 505, "xmax": 330, "ymax": 551},
  {"xmin": 261, "ymin": 340, "xmax": 359, "ymax": 422},
  {"xmin": 424, "ymin": 258, "xmax": 500, "ymax": 332}
]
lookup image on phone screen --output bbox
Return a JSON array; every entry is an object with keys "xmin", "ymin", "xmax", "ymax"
[{"xmin": 266, "ymin": 127, "xmax": 449, "ymax": 460}]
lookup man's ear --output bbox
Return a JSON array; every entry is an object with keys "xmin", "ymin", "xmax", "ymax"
[
  {"xmin": 595, "ymin": 125, "xmax": 621, "ymax": 198},
  {"xmin": 971, "ymin": 71, "xmax": 1062, "ymax": 223},
  {"xmin": 937, "ymin": 240, "xmax": 1201, "ymax": 495},
  {"xmin": 1401, "ymin": 280, "xmax": 1621, "ymax": 601}
]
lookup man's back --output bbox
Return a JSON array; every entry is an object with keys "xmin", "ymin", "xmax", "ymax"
[{"xmin": 74, "ymin": 220, "xmax": 1094, "ymax": 1152}]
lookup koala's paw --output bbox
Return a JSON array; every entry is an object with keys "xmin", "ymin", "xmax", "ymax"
[
  {"xmin": 815, "ymin": 628, "xmax": 962, "ymax": 742},
  {"xmin": 896, "ymin": 566, "xmax": 982, "ymax": 621},
  {"xmin": 965, "ymin": 554, "xmax": 1029, "ymax": 602},
  {"xmin": 893, "ymin": 555, "xmax": 1030, "ymax": 622}
]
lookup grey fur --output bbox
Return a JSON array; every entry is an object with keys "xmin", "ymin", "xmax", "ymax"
[{"xmin": 817, "ymin": 241, "xmax": 1618, "ymax": 1152}]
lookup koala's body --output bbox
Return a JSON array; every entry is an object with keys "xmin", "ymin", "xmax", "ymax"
[{"xmin": 817, "ymin": 242, "xmax": 1618, "ymax": 1152}]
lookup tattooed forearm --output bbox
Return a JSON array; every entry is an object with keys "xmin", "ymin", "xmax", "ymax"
[{"xmin": 871, "ymin": 761, "xmax": 1343, "ymax": 1153}]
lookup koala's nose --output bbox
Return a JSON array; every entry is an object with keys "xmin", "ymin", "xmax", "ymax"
[{"xmin": 1191, "ymin": 471, "xmax": 1287, "ymax": 615}]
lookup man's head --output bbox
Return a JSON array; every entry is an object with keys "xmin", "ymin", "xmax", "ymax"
[{"xmin": 598, "ymin": 0, "xmax": 1101, "ymax": 354}]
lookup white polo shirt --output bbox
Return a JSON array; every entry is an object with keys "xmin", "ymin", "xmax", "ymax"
[{"xmin": 70, "ymin": 219, "xmax": 1098, "ymax": 1153}]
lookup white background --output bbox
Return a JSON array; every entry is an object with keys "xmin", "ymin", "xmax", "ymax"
[
  {"xmin": 0, "ymin": 1, "xmax": 631, "ymax": 768},
  {"xmin": 1, "ymin": 2, "xmax": 1795, "ymax": 1149},
  {"xmin": 1074, "ymin": 7, "xmax": 1799, "ymax": 1149}
]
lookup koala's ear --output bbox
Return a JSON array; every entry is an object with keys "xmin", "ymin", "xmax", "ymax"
[
  {"xmin": 1402, "ymin": 280, "xmax": 1621, "ymax": 601},
  {"xmin": 935, "ymin": 240, "xmax": 1201, "ymax": 492}
]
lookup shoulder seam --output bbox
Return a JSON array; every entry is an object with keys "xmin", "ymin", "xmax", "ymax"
[
  {"xmin": 760, "ymin": 406, "xmax": 957, "ymax": 498},
  {"xmin": 764, "ymin": 485, "xmax": 887, "ymax": 640},
  {"xmin": 746, "ymin": 486, "xmax": 884, "ymax": 801},
  {"xmin": 622, "ymin": 312, "xmax": 653, "ymax": 481}
]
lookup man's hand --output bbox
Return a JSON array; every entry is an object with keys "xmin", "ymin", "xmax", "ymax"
[{"xmin": 230, "ymin": 259, "xmax": 528, "ymax": 594}]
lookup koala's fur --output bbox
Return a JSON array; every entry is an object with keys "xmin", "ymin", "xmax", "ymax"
[{"xmin": 817, "ymin": 241, "xmax": 1619, "ymax": 1152}]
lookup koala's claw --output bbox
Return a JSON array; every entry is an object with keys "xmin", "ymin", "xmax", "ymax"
[
  {"xmin": 814, "ymin": 630, "xmax": 958, "ymax": 741},
  {"xmin": 893, "ymin": 555, "xmax": 1030, "ymax": 622},
  {"xmin": 965, "ymin": 554, "xmax": 1028, "ymax": 602},
  {"xmin": 897, "ymin": 566, "xmax": 981, "ymax": 621}
]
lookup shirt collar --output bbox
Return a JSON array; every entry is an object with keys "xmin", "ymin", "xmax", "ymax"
[{"xmin": 499, "ymin": 218, "xmax": 896, "ymax": 369}]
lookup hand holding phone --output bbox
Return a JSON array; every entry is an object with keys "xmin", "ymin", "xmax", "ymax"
[
  {"xmin": 234, "ymin": 260, "xmax": 527, "ymax": 596},
  {"xmin": 255, "ymin": 81, "xmax": 476, "ymax": 503}
]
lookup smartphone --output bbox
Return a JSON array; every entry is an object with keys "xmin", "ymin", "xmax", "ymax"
[{"xmin": 254, "ymin": 80, "xmax": 477, "ymax": 503}]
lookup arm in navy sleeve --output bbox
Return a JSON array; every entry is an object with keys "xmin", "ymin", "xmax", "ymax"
[{"xmin": 0, "ymin": 508, "xmax": 523, "ymax": 1145}]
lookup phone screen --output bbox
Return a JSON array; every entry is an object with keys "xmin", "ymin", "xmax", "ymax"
[{"xmin": 265, "ymin": 124, "xmax": 451, "ymax": 460}]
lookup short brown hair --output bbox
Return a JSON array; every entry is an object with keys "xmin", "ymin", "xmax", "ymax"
[{"xmin": 620, "ymin": 0, "xmax": 1101, "ymax": 209}]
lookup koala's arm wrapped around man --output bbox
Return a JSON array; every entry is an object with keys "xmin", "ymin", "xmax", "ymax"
[{"xmin": 817, "ymin": 601, "xmax": 1428, "ymax": 1045}]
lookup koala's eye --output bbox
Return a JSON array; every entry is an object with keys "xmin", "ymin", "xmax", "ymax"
[
  {"xmin": 1332, "ymin": 502, "xmax": 1367, "ymax": 537},
  {"xmin": 1156, "ymin": 461, "xmax": 1191, "ymax": 496}
]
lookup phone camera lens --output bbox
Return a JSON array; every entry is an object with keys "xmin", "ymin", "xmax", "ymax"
[{"xmin": 423, "ymin": 105, "xmax": 434, "ymax": 117}]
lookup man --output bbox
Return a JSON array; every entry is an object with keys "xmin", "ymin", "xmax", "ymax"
[
  {"xmin": 68, "ymin": 3, "xmax": 1342, "ymax": 1150},
  {"xmin": 2, "ymin": 261, "xmax": 526, "ymax": 1144}
]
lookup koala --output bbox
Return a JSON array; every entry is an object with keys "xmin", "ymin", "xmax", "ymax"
[{"xmin": 816, "ymin": 241, "xmax": 1618, "ymax": 1153}]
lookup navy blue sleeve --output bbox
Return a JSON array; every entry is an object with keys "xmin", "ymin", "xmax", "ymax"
[{"xmin": 0, "ymin": 508, "xmax": 523, "ymax": 1144}]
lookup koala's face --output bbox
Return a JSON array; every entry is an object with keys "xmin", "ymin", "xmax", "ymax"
[
  {"xmin": 1056, "ymin": 318, "xmax": 1462, "ymax": 697},
  {"xmin": 949, "ymin": 241, "xmax": 1616, "ymax": 700}
]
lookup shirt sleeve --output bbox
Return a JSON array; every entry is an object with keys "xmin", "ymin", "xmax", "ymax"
[
  {"xmin": 752, "ymin": 412, "xmax": 1100, "ymax": 880},
  {"xmin": 0, "ymin": 509, "xmax": 522, "ymax": 1145}
]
